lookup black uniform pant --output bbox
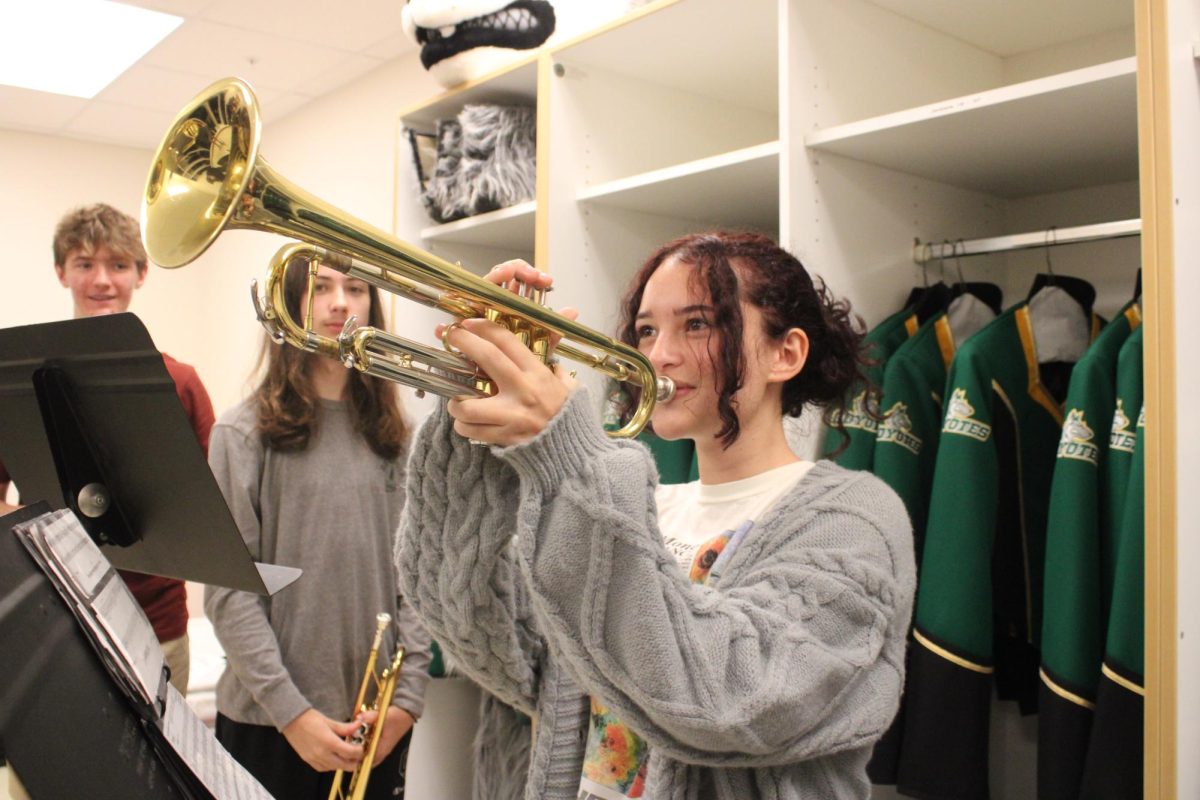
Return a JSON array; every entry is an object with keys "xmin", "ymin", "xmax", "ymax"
[{"xmin": 216, "ymin": 713, "xmax": 411, "ymax": 800}]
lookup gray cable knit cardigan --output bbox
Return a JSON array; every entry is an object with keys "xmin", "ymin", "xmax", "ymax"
[{"xmin": 397, "ymin": 390, "xmax": 915, "ymax": 800}]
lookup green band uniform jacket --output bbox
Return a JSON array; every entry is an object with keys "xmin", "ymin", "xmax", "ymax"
[
  {"xmin": 865, "ymin": 312, "xmax": 955, "ymax": 784},
  {"xmin": 1038, "ymin": 301, "xmax": 1140, "ymax": 799},
  {"xmin": 897, "ymin": 279, "xmax": 1102, "ymax": 800},
  {"xmin": 867, "ymin": 299, "xmax": 1001, "ymax": 784},
  {"xmin": 824, "ymin": 306, "xmax": 918, "ymax": 470},
  {"xmin": 1078, "ymin": 328, "xmax": 1144, "ymax": 800}
]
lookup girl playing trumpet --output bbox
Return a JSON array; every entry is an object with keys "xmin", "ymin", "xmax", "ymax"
[{"xmin": 399, "ymin": 232, "xmax": 914, "ymax": 799}]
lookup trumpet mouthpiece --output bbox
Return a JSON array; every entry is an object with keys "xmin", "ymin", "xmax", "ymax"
[{"xmin": 656, "ymin": 376, "xmax": 676, "ymax": 403}]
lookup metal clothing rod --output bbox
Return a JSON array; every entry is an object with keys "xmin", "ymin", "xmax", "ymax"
[{"xmin": 913, "ymin": 218, "xmax": 1141, "ymax": 264}]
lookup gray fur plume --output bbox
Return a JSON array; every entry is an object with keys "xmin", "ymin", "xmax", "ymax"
[
  {"xmin": 422, "ymin": 104, "xmax": 536, "ymax": 223},
  {"xmin": 473, "ymin": 691, "xmax": 532, "ymax": 800}
]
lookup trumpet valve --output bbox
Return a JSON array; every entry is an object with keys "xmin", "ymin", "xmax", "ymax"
[{"xmin": 337, "ymin": 317, "xmax": 360, "ymax": 368}]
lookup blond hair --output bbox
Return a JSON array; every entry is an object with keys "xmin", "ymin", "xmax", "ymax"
[{"xmin": 52, "ymin": 203, "xmax": 147, "ymax": 271}]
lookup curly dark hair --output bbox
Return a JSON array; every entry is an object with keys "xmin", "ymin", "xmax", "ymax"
[
  {"xmin": 252, "ymin": 259, "xmax": 409, "ymax": 459},
  {"xmin": 616, "ymin": 232, "xmax": 872, "ymax": 449}
]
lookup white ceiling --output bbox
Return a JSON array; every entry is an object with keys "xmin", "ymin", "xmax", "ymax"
[
  {"xmin": 0, "ymin": 0, "xmax": 417, "ymax": 150},
  {"xmin": 0, "ymin": 0, "xmax": 1135, "ymax": 151}
]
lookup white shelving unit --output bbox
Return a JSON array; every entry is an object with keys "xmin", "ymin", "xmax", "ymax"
[
  {"xmin": 398, "ymin": 57, "xmax": 538, "ymax": 131},
  {"xmin": 805, "ymin": 58, "xmax": 1138, "ymax": 197},
  {"xmin": 419, "ymin": 200, "xmax": 536, "ymax": 249},
  {"xmin": 386, "ymin": 0, "xmax": 1198, "ymax": 793},
  {"xmin": 785, "ymin": 5, "xmax": 1139, "ymax": 795},
  {"xmin": 577, "ymin": 141, "xmax": 780, "ymax": 231},
  {"xmin": 397, "ymin": 57, "xmax": 541, "ymax": 267}
]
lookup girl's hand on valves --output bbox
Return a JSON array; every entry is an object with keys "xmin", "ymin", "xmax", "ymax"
[
  {"xmin": 486, "ymin": 259, "xmax": 552, "ymax": 293},
  {"xmin": 444, "ymin": 317, "xmax": 577, "ymax": 446}
]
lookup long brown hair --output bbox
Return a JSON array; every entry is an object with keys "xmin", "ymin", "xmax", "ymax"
[
  {"xmin": 253, "ymin": 260, "xmax": 409, "ymax": 459},
  {"xmin": 617, "ymin": 232, "xmax": 871, "ymax": 449}
]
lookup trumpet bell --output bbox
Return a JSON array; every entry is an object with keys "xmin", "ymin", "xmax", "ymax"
[
  {"xmin": 142, "ymin": 78, "xmax": 262, "ymax": 269},
  {"xmin": 140, "ymin": 76, "xmax": 671, "ymax": 438}
]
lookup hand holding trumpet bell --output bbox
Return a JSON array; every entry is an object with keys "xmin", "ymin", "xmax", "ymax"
[{"xmin": 437, "ymin": 260, "xmax": 581, "ymax": 447}]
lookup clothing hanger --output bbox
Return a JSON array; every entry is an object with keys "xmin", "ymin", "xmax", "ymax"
[
  {"xmin": 906, "ymin": 241, "xmax": 952, "ymax": 322},
  {"xmin": 1131, "ymin": 267, "xmax": 1142, "ymax": 303},
  {"xmin": 1025, "ymin": 227, "xmax": 1096, "ymax": 314},
  {"xmin": 902, "ymin": 242, "xmax": 941, "ymax": 311},
  {"xmin": 902, "ymin": 242, "xmax": 933, "ymax": 309},
  {"xmin": 904, "ymin": 241, "xmax": 952, "ymax": 318},
  {"xmin": 945, "ymin": 238, "xmax": 1003, "ymax": 315}
]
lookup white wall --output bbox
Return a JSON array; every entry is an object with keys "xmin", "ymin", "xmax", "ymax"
[
  {"xmin": 0, "ymin": 53, "xmax": 441, "ymax": 425},
  {"xmin": 0, "ymin": 131, "xmax": 170, "ymax": 336}
]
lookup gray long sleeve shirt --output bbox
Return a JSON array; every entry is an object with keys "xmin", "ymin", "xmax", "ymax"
[
  {"xmin": 205, "ymin": 398, "xmax": 431, "ymax": 731},
  {"xmin": 397, "ymin": 389, "xmax": 916, "ymax": 800}
]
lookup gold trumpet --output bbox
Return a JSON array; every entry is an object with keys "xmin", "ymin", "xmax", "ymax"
[
  {"xmin": 329, "ymin": 614, "xmax": 406, "ymax": 800},
  {"xmin": 140, "ymin": 77, "xmax": 674, "ymax": 438}
]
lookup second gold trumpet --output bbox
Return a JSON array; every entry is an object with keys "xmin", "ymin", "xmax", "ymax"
[
  {"xmin": 140, "ymin": 77, "xmax": 674, "ymax": 438},
  {"xmin": 328, "ymin": 614, "xmax": 405, "ymax": 800}
]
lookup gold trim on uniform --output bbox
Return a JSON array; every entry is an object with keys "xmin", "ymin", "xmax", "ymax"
[
  {"xmin": 1125, "ymin": 303, "xmax": 1142, "ymax": 330},
  {"xmin": 1015, "ymin": 306, "xmax": 1065, "ymax": 424},
  {"xmin": 913, "ymin": 629, "xmax": 994, "ymax": 674},
  {"xmin": 1102, "ymin": 663, "xmax": 1146, "ymax": 697},
  {"xmin": 1040, "ymin": 668, "xmax": 1097, "ymax": 710},
  {"xmin": 934, "ymin": 316, "xmax": 956, "ymax": 369},
  {"xmin": 904, "ymin": 313, "xmax": 919, "ymax": 337}
]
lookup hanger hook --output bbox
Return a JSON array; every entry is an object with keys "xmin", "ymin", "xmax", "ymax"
[
  {"xmin": 952, "ymin": 239, "xmax": 967, "ymax": 286},
  {"xmin": 1044, "ymin": 226, "xmax": 1057, "ymax": 276},
  {"xmin": 919, "ymin": 241, "xmax": 933, "ymax": 287}
]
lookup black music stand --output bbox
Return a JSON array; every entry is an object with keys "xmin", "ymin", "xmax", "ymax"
[
  {"xmin": 0, "ymin": 503, "xmax": 200, "ymax": 799},
  {"xmin": 0, "ymin": 314, "xmax": 299, "ymax": 798},
  {"xmin": 0, "ymin": 313, "xmax": 299, "ymax": 594}
]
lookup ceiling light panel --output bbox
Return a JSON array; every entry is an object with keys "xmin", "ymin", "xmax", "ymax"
[{"xmin": 0, "ymin": 0, "xmax": 182, "ymax": 98}]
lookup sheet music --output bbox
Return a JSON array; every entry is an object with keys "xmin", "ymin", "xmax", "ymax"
[
  {"xmin": 36, "ymin": 509, "xmax": 109, "ymax": 597},
  {"xmin": 13, "ymin": 509, "xmax": 163, "ymax": 707},
  {"xmin": 161, "ymin": 685, "xmax": 275, "ymax": 800},
  {"xmin": 92, "ymin": 570, "xmax": 165, "ymax": 701}
]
